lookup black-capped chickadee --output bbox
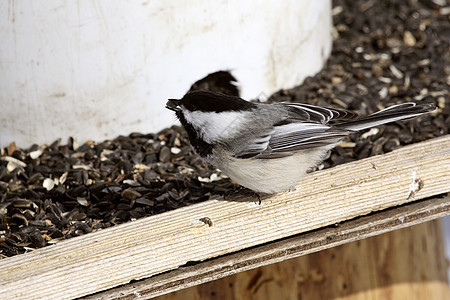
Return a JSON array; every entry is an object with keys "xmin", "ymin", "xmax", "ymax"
[{"xmin": 166, "ymin": 91, "xmax": 435, "ymax": 194}]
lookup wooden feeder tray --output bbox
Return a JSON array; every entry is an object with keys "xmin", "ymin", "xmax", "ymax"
[{"xmin": 0, "ymin": 135, "xmax": 449, "ymax": 299}]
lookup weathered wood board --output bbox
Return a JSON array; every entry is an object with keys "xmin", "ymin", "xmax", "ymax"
[
  {"xmin": 0, "ymin": 135, "xmax": 449, "ymax": 299},
  {"xmin": 87, "ymin": 195, "xmax": 450, "ymax": 299}
]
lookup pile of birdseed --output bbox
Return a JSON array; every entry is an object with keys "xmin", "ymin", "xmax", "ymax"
[{"xmin": 0, "ymin": 0, "xmax": 449, "ymax": 257}]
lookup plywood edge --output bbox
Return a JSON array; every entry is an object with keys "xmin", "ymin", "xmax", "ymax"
[
  {"xmin": 0, "ymin": 135, "xmax": 449, "ymax": 299},
  {"xmin": 87, "ymin": 195, "xmax": 450, "ymax": 299}
]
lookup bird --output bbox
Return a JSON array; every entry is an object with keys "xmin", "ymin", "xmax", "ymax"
[{"xmin": 166, "ymin": 90, "xmax": 435, "ymax": 194}]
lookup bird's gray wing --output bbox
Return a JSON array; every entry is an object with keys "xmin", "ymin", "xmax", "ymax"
[
  {"xmin": 232, "ymin": 101, "xmax": 434, "ymax": 159},
  {"xmin": 282, "ymin": 102, "xmax": 358, "ymax": 123},
  {"xmin": 233, "ymin": 122, "xmax": 349, "ymax": 159},
  {"xmin": 263, "ymin": 122, "xmax": 349, "ymax": 155},
  {"xmin": 232, "ymin": 102, "xmax": 358, "ymax": 159}
]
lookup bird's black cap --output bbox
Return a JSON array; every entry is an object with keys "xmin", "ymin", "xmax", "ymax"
[{"xmin": 167, "ymin": 90, "xmax": 257, "ymax": 113}]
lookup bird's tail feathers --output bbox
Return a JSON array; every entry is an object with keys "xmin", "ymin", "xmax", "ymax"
[{"xmin": 339, "ymin": 102, "xmax": 435, "ymax": 131}]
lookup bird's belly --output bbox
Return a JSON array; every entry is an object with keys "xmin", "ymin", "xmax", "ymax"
[{"xmin": 217, "ymin": 147, "xmax": 332, "ymax": 194}]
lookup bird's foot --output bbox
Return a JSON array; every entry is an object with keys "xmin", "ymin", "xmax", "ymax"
[{"xmin": 224, "ymin": 186, "xmax": 262, "ymax": 205}]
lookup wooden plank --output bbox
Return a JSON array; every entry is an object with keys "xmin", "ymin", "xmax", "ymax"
[
  {"xmin": 154, "ymin": 219, "xmax": 449, "ymax": 300},
  {"xmin": 87, "ymin": 195, "xmax": 450, "ymax": 299},
  {"xmin": 0, "ymin": 135, "xmax": 449, "ymax": 300}
]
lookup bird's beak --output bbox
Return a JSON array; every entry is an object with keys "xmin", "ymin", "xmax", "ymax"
[{"xmin": 166, "ymin": 99, "xmax": 181, "ymax": 111}]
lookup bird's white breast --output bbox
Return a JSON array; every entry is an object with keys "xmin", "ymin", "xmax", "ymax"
[{"xmin": 215, "ymin": 145, "xmax": 335, "ymax": 194}]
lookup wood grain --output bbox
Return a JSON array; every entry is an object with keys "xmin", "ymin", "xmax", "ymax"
[
  {"xmin": 87, "ymin": 195, "xmax": 450, "ymax": 299},
  {"xmin": 0, "ymin": 135, "xmax": 449, "ymax": 299},
  {"xmin": 155, "ymin": 219, "xmax": 448, "ymax": 300}
]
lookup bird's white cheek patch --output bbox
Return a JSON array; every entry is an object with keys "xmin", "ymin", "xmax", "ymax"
[{"xmin": 183, "ymin": 110, "xmax": 249, "ymax": 143}]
